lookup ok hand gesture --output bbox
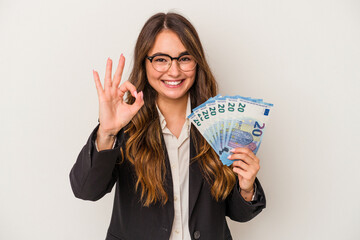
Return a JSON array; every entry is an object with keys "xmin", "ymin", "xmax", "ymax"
[{"xmin": 93, "ymin": 55, "xmax": 144, "ymax": 149}]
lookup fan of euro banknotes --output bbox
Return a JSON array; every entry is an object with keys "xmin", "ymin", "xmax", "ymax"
[{"xmin": 187, "ymin": 95, "xmax": 273, "ymax": 166}]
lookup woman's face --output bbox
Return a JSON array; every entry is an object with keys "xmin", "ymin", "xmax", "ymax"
[{"xmin": 145, "ymin": 30, "xmax": 196, "ymax": 102}]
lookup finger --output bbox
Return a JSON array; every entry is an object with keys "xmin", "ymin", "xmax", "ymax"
[
  {"xmin": 93, "ymin": 70, "xmax": 104, "ymax": 98},
  {"xmin": 233, "ymin": 167, "xmax": 244, "ymax": 176},
  {"xmin": 104, "ymin": 58, "xmax": 113, "ymax": 90},
  {"xmin": 230, "ymin": 147, "xmax": 258, "ymax": 162},
  {"xmin": 113, "ymin": 54, "xmax": 125, "ymax": 88},
  {"xmin": 232, "ymin": 157, "xmax": 260, "ymax": 175},
  {"xmin": 233, "ymin": 167, "xmax": 241, "ymax": 176},
  {"xmin": 118, "ymin": 81, "xmax": 138, "ymax": 99},
  {"xmin": 129, "ymin": 91, "xmax": 145, "ymax": 113},
  {"xmin": 228, "ymin": 153, "xmax": 254, "ymax": 165},
  {"xmin": 233, "ymin": 167, "xmax": 253, "ymax": 180},
  {"xmin": 232, "ymin": 159, "xmax": 250, "ymax": 171}
]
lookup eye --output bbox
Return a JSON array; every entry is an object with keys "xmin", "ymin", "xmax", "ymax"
[
  {"xmin": 153, "ymin": 56, "xmax": 169, "ymax": 63},
  {"xmin": 179, "ymin": 56, "xmax": 192, "ymax": 62}
]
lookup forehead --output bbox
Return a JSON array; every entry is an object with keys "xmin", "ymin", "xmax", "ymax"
[{"xmin": 148, "ymin": 30, "xmax": 187, "ymax": 56}]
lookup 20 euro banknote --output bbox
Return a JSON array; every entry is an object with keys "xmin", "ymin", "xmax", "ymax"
[{"xmin": 188, "ymin": 95, "xmax": 273, "ymax": 166}]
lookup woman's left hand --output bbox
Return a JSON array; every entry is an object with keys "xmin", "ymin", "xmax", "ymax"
[{"xmin": 228, "ymin": 147, "xmax": 260, "ymax": 199}]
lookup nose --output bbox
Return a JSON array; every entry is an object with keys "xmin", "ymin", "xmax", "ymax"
[{"xmin": 167, "ymin": 60, "xmax": 181, "ymax": 77}]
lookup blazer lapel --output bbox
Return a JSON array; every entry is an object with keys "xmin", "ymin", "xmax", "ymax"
[
  {"xmin": 189, "ymin": 128, "xmax": 204, "ymax": 218},
  {"xmin": 160, "ymin": 132, "xmax": 175, "ymax": 225}
]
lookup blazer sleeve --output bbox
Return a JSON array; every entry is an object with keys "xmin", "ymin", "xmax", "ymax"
[
  {"xmin": 69, "ymin": 124, "xmax": 124, "ymax": 201},
  {"xmin": 225, "ymin": 177, "xmax": 266, "ymax": 222}
]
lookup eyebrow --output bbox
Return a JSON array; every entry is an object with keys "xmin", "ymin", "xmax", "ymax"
[{"xmin": 149, "ymin": 51, "xmax": 189, "ymax": 57}]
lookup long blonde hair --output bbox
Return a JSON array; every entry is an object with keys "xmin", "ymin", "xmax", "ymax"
[{"xmin": 123, "ymin": 12, "xmax": 236, "ymax": 206}]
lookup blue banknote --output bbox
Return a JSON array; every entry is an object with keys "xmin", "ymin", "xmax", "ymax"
[{"xmin": 188, "ymin": 95, "xmax": 273, "ymax": 166}]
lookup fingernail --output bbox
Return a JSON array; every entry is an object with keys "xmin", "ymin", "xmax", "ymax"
[
  {"xmin": 227, "ymin": 155, "xmax": 231, "ymax": 159},
  {"xmin": 230, "ymin": 149, "xmax": 235, "ymax": 153},
  {"xmin": 133, "ymin": 91, "xmax": 138, "ymax": 98}
]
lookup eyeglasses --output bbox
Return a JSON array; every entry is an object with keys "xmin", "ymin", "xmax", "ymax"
[{"xmin": 146, "ymin": 52, "xmax": 197, "ymax": 73}]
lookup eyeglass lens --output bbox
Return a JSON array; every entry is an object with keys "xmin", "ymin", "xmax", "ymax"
[{"xmin": 151, "ymin": 55, "xmax": 196, "ymax": 72}]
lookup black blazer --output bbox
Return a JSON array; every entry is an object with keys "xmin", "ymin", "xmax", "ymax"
[{"xmin": 69, "ymin": 124, "xmax": 266, "ymax": 240}]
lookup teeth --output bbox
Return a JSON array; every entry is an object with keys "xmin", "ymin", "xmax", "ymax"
[{"xmin": 164, "ymin": 80, "xmax": 182, "ymax": 86}]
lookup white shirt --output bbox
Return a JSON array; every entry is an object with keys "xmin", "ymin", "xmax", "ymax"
[{"xmin": 156, "ymin": 95, "xmax": 192, "ymax": 240}]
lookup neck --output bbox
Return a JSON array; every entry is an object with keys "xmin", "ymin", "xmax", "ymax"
[{"xmin": 156, "ymin": 94, "xmax": 189, "ymax": 121}]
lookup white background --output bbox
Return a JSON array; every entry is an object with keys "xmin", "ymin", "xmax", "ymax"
[{"xmin": 1, "ymin": 0, "xmax": 359, "ymax": 239}]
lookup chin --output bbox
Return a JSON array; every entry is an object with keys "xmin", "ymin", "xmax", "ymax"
[{"xmin": 162, "ymin": 92, "xmax": 188, "ymax": 100}]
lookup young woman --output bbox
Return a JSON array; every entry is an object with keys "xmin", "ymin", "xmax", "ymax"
[{"xmin": 70, "ymin": 12, "xmax": 266, "ymax": 240}]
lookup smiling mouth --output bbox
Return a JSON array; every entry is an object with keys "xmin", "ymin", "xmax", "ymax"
[{"xmin": 162, "ymin": 80, "xmax": 184, "ymax": 86}]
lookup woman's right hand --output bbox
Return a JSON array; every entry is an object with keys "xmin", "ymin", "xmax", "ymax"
[{"xmin": 93, "ymin": 54, "xmax": 144, "ymax": 142}]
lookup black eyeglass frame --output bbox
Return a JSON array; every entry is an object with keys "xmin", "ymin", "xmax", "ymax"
[{"xmin": 146, "ymin": 52, "xmax": 197, "ymax": 72}]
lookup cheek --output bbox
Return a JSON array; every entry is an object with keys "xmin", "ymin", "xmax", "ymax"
[
  {"xmin": 145, "ymin": 63, "xmax": 163, "ymax": 85},
  {"xmin": 186, "ymin": 71, "xmax": 196, "ymax": 86}
]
